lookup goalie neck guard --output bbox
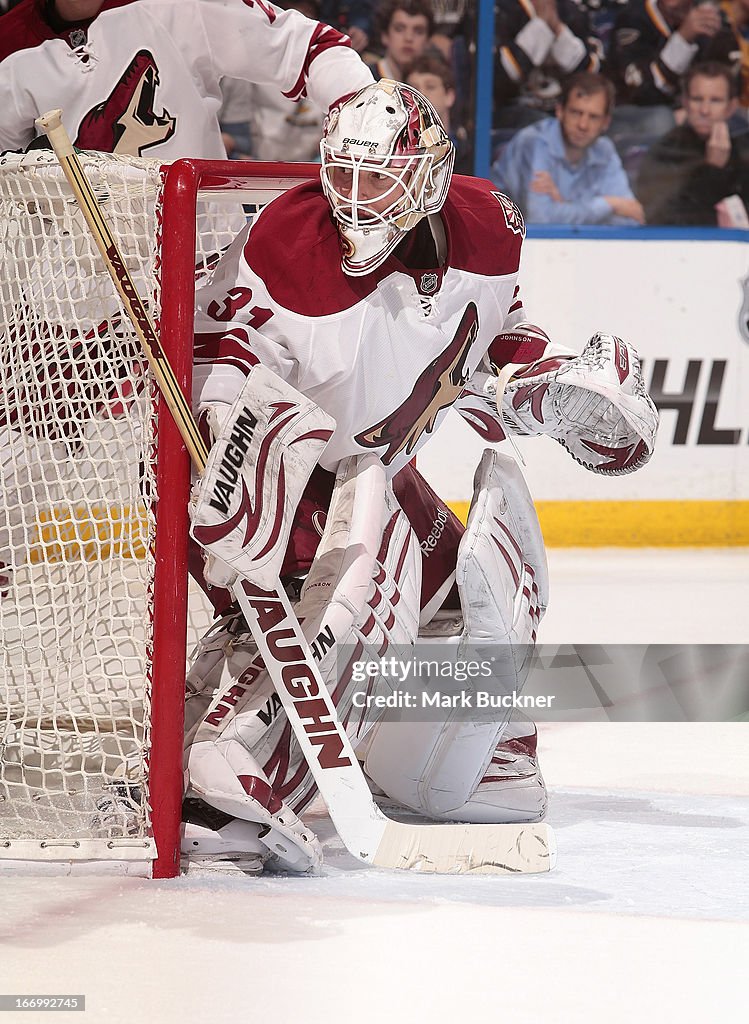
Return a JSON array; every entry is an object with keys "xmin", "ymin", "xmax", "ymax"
[{"xmin": 320, "ymin": 80, "xmax": 455, "ymax": 277}]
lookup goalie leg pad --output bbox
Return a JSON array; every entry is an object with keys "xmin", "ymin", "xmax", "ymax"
[
  {"xmin": 443, "ymin": 713, "xmax": 547, "ymax": 823},
  {"xmin": 290, "ymin": 455, "xmax": 422, "ymax": 764},
  {"xmin": 186, "ymin": 456, "xmax": 422, "ymax": 829},
  {"xmin": 500, "ymin": 333, "xmax": 658, "ymax": 474},
  {"xmin": 184, "ymin": 606, "xmax": 322, "ymax": 873},
  {"xmin": 363, "ymin": 450, "xmax": 548, "ymax": 821},
  {"xmin": 183, "ymin": 606, "xmax": 266, "ymax": 739},
  {"xmin": 458, "ymin": 448, "xmax": 547, "ymax": 654},
  {"xmin": 364, "ymin": 713, "xmax": 547, "ymax": 823},
  {"xmin": 189, "ymin": 364, "xmax": 335, "ymax": 591}
]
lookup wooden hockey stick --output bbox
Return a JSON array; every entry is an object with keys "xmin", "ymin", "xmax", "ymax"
[{"xmin": 36, "ymin": 110, "xmax": 555, "ymax": 875}]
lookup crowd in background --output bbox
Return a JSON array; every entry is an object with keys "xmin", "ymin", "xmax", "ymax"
[{"xmin": 2, "ymin": 0, "xmax": 749, "ymax": 227}]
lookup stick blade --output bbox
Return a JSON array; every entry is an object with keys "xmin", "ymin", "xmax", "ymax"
[{"xmin": 372, "ymin": 820, "xmax": 556, "ymax": 875}]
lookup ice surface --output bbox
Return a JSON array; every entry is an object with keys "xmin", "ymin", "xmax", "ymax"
[{"xmin": 1, "ymin": 551, "xmax": 747, "ymax": 1023}]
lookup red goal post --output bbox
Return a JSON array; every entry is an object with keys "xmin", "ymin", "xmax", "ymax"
[{"xmin": 0, "ymin": 154, "xmax": 319, "ymax": 878}]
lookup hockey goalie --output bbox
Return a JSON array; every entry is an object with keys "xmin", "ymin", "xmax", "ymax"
[{"xmin": 180, "ymin": 80, "xmax": 659, "ymax": 874}]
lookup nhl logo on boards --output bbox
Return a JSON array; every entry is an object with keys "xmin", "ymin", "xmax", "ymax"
[{"xmin": 420, "ymin": 272, "xmax": 438, "ymax": 294}]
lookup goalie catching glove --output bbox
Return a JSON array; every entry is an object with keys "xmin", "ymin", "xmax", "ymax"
[{"xmin": 464, "ymin": 331, "xmax": 658, "ymax": 475}]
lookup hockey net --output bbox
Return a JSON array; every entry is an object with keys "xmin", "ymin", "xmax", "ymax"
[{"xmin": 0, "ymin": 151, "xmax": 316, "ymax": 876}]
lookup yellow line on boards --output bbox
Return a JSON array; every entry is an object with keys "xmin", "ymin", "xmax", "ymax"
[
  {"xmin": 29, "ymin": 503, "xmax": 150, "ymax": 564},
  {"xmin": 448, "ymin": 500, "xmax": 749, "ymax": 546},
  {"xmin": 26, "ymin": 500, "xmax": 749, "ymax": 564}
]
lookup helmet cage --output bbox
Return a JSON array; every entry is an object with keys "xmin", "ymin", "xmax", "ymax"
[{"xmin": 321, "ymin": 147, "xmax": 449, "ymax": 234}]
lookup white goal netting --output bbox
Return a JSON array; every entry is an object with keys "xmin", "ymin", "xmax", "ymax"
[{"xmin": 0, "ymin": 150, "xmax": 252, "ymax": 873}]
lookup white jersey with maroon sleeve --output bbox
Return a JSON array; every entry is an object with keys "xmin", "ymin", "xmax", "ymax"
[
  {"xmin": 193, "ymin": 175, "xmax": 554, "ymax": 478},
  {"xmin": 0, "ymin": 0, "xmax": 372, "ymax": 156}
]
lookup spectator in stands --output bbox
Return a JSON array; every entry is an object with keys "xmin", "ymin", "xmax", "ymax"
[
  {"xmin": 367, "ymin": 0, "xmax": 434, "ymax": 82},
  {"xmin": 420, "ymin": 1, "xmax": 471, "ymax": 136},
  {"xmin": 0, "ymin": 0, "xmax": 372, "ymax": 158},
  {"xmin": 320, "ymin": 1, "xmax": 374, "ymax": 52},
  {"xmin": 401, "ymin": 1, "xmax": 470, "ymax": 155},
  {"xmin": 636, "ymin": 61, "xmax": 749, "ymax": 224},
  {"xmin": 494, "ymin": 0, "xmax": 603, "ymax": 134},
  {"xmin": 404, "ymin": 52, "xmax": 454, "ymax": 127},
  {"xmin": 404, "ymin": 52, "xmax": 470, "ymax": 171},
  {"xmin": 606, "ymin": 0, "xmax": 726, "ymax": 150},
  {"xmin": 706, "ymin": 0, "xmax": 749, "ymax": 117},
  {"xmin": 492, "ymin": 71, "xmax": 645, "ymax": 225}
]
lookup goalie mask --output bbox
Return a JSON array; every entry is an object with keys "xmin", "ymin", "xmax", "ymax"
[{"xmin": 320, "ymin": 80, "xmax": 455, "ymax": 276}]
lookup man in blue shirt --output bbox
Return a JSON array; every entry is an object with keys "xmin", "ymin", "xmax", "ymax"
[{"xmin": 492, "ymin": 71, "xmax": 645, "ymax": 225}]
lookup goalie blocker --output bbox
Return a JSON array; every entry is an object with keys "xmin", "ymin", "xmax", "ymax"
[{"xmin": 189, "ymin": 364, "xmax": 335, "ymax": 591}]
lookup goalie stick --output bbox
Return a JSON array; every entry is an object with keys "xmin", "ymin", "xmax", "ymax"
[{"xmin": 36, "ymin": 110, "xmax": 556, "ymax": 875}]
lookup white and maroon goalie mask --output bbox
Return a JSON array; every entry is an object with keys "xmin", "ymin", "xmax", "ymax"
[{"xmin": 320, "ymin": 80, "xmax": 455, "ymax": 276}]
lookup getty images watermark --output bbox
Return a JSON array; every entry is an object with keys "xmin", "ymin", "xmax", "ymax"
[
  {"xmin": 337, "ymin": 644, "xmax": 749, "ymax": 722},
  {"xmin": 348, "ymin": 650, "xmax": 555, "ymax": 715}
]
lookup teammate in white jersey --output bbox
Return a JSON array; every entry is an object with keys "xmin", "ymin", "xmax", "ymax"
[
  {"xmin": 175, "ymin": 82, "xmax": 661, "ymax": 872},
  {"xmin": 0, "ymin": 0, "xmax": 373, "ymax": 156}
]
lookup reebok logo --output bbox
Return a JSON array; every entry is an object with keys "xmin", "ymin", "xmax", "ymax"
[{"xmin": 420, "ymin": 507, "xmax": 448, "ymax": 558}]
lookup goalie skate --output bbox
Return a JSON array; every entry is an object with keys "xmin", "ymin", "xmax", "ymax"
[
  {"xmin": 503, "ymin": 333, "xmax": 658, "ymax": 475},
  {"xmin": 180, "ymin": 797, "xmax": 265, "ymax": 875}
]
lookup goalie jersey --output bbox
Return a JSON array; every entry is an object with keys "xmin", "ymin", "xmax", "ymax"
[{"xmin": 194, "ymin": 174, "xmax": 556, "ymax": 477}]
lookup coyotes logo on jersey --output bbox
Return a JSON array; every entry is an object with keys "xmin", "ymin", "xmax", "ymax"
[
  {"xmin": 76, "ymin": 50, "xmax": 175, "ymax": 156},
  {"xmin": 355, "ymin": 303, "xmax": 479, "ymax": 464}
]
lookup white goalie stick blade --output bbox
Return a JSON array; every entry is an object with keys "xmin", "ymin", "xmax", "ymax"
[
  {"xmin": 227, "ymin": 457, "xmax": 556, "ymax": 876},
  {"xmin": 374, "ymin": 819, "xmax": 556, "ymax": 874}
]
